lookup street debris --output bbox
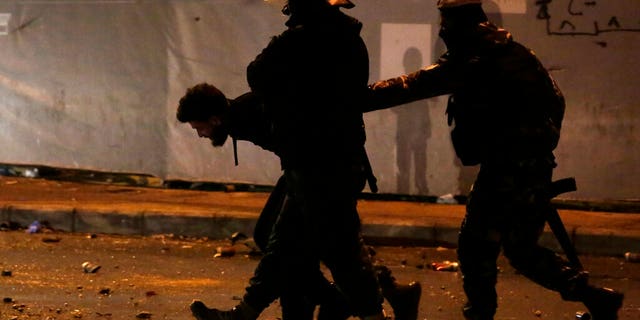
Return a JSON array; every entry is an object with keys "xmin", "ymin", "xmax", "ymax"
[
  {"xmin": 212, "ymin": 232, "xmax": 263, "ymax": 258},
  {"xmin": 436, "ymin": 193, "xmax": 458, "ymax": 204},
  {"xmin": 81, "ymin": 261, "xmax": 101, "ymax": 273},
  {"xmin": 136, "ymin": 311, "xmax": 153, "ymax": 319},
  {"xmin": 1, "ymin": 270, "xmax": 12, "ymax": 276},
  {"xmin": 12, "ymin": 303, "xmax": 26, "ymax": 312},
  {"xmin": 95, "ymin": 311, "xmax": 113, "ymax": 317},
  {"xmin": 430, "ymin": 260, "xmax": 459, "ymax": 272},
  {"xmin": 624, "ymin": 252, "xmax": 640, "ymax": 263},
  {"xmin": 98, "ymin": 288, "xmax": 112, "ymax": 295},
  {"xmin": 145, "ymin": 290, "xmax": 157, "ymax": 297},
  {"xmin": 0, "ymin": 220, "xmax": 21, "ymax": 231},
  {"xmin": 25, "ymin": 220, "xmax": 55, "ymax": 234},
  {"xmin": 22, "ymin": 167, "xmax": 39, "ymax": 178},
  {"xmin": 42, "ymin": 236, "xmax": 61, "ymax": 243},
  {"xmin": 26, "ymin": 220, "xmax": 41, "ymax": 234},
  {"xmin": 214, "ymin": 246, "xmax": 236, "ymax": 258},
  {"xmin": 3, "ymin": 297, "xmax": 13, "ymax": 303},
  {"xmin": 70, "ymin": 309, "xmax": 83, "ymax": 318},
  {"xmin": 575, "ymin": 311, "xmax": 592, "ymax": 319},
  {"xmin": 229, "ymin": 231, "xmax": 248, "ymax": 245}
]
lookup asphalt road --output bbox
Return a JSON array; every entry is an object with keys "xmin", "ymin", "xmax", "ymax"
[{"xmin": 1, "ymin": 230, "xmax": 639, "ymax": 320}]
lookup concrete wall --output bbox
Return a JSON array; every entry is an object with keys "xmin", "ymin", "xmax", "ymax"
[{"xmin": 0, "ymin": 0, "xmax": 638, "ymax": 200}]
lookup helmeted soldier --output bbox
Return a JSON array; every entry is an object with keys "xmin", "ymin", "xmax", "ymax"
[
  {"xmin": 366, "ymin": 0, "xmax": 624, "ymax": 319},
  {"xmin": 182, "ymin": 0, "xmax": 410, "ymax": 319}
]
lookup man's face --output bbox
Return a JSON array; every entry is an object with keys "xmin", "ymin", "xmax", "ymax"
[
  {"xmin": 438, "ymin": 15, "xmax": 456, "ymax": 49},
  {"xmin": 189, "ymin": 116, "xmax": 228, "ymax": 147}
]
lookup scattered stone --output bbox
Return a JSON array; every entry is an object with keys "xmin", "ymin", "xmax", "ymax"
[
  {"xmin": 145, "ymin": 291, "xmax": 157, "ymax": 297},
  {"xmin": 42, "ymin": 236, "xmax": 61, "ymax": 243},
  {"xmin": 98, "ymin": 288, "xmax": 112, "ymax": 295},
  {"xmin": 82, "ymin": 261, "xmax": 101, "ymax": 273},
  {"xmin": 1, "ymin": 270, "xmax": 12, "ymax": 276},
  {"xmin": 229, "ymin": 232, "xmax": 248, "ymax": 245},
  {"xmin": 534, "ymin": 309, "xmax": 543, "ymax": 317},
  {"xmin": 3, "ymin": 297, "xmax": 13, "ymax": 303},
  {"xmin": 12, "ymin": 303, "xmax": 25, "ymax": 312},
  {"xmin": 70, "ymin": 309, "xmax": 83, "ymax": 318},
  {"xmin": 0, "ymin": 220, "xmax": 21, "ymax": 231},
  {"xmin": 430, "ymin": 261, "xmax": 459, "ymax": 272},
  {"xmin": 136, "ymin": 311, "xmax": 152, "ymax": 319},
  {"xmin": 625, "ymin": 252, "xmax": 640, "ymax": 263},
  {"xmin": 214, "ymin": 246, "xmax": 236, "ymax": 258}
]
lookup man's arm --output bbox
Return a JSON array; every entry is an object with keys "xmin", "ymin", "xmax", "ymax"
[{"xmin": 363, "ymin": 59, "xmax": 459, "ymax": 113}]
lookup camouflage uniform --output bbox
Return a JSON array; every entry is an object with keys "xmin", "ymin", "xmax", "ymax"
[{"xmin": 367, "ymin": 4, "xmax": 623, "ymax": 318}]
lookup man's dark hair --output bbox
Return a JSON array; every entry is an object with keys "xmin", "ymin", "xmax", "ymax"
[{"xmin": 176, "ymin": 83, "xmax": 228, "ymax": 123}]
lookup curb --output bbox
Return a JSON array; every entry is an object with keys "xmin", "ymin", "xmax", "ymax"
[{"xmin": 3, "ymin": 204, "xmax": 639, "ymax": 258}]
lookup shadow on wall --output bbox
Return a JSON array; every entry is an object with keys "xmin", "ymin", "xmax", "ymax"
[{"xmin": 393, "ymin": 47, "xmax": 431, "ymax": 195}]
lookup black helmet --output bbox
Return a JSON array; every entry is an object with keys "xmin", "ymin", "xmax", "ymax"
[
  {"xmin": 437, "ymin": 0, "xmax": 488, "ymax": 51},
  {"xmin": 437, "ymin": 0, "xmax": 482, "ymax": 9},
  {"xmin": 438, "ymin": 0, "xmax": 488, "ymax": 30},
  {"xmin": 282, "ymin": 0, "xmax": 354, "ymax": 15}
]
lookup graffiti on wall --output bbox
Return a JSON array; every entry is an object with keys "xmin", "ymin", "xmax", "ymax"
[{"xmin": 536, "ymin": 0, "xmax": 640, "ymax": 35}]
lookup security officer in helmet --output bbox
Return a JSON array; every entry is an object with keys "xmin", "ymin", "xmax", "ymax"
[
  {"xmin": 366, "ymin": 0, "xmax": 624, "ymax": 319},
  {"xmin": 189, "ymin": 1, "xmax": 393, "ymax": 319}
]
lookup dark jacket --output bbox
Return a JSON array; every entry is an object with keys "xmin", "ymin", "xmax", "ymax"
[
  {"xmin": 368, "ymin": 22, "xmax": 565, "ymax": 165},
  {"xmin": 246, "ymin": 9, "xmax": 370, "ymax": 169},
  {"xmin": 229, "ymin": 92, "xmax": 277, "ymax": 154}
]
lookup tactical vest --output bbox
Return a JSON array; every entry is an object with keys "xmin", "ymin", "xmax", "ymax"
[{"xmin": 446, "ymin": 43, "xmax": 565, "ymax": 166}]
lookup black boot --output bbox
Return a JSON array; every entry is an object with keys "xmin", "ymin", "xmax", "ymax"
[
  {"xmin": 190, "ymin": 300, "xmax": 258, "ymax": 320},
  {"xmin": 316, "ymin": 283, "xmax": 352, "ymax": 320},
  {"xmin": 462, "ymin": 303, "xmax": 494, "ymax": 320},
  {"xmin": 376, "ymin": 266, "xmax": 421, "ymax": 320},
  {"xmin": 581, "ymin": 286, "xmax": 624, "ymax": 320}
]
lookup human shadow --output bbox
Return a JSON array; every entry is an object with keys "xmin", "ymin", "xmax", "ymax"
[{"xmin": 393, "ymin": 46, "xmax": 431, "ymax": 195}]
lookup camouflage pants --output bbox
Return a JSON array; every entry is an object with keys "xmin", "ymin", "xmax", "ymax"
[{"xmin": 457, "ymin": 156, "xmax": 583, "ymax": 319}]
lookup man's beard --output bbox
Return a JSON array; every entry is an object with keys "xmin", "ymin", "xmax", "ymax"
[{"xmin": 209, "ymin": 126, "xmax": 229, "ymax": 147}]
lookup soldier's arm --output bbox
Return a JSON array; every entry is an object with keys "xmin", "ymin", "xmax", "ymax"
[{"xmin": 363, "ymin": 58, "xmax": 460, "ymax": 113}]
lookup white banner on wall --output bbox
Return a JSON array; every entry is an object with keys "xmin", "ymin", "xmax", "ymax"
[{"xmin": 380, "ymin": 23, "xmax": 432, "ymax": 79}]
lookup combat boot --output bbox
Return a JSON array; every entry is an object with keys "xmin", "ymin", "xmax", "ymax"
[
  {"xmin": 376, "ymin": 266, "xmax": 422, "ymax": 320},
  {"xmin": 190, "ymin": 300, "xmax": 259, "ymax": 320},
  {"xmin": 316, "ymin": 283, "xmax": 352, "ymax": 320},
  {"xmin": 581, "ymin": 286, "xmax": 624, "ymax": 320},
  {"xmin": 462, "ymin": 303, "xmax": 494, "ymax": 320}
]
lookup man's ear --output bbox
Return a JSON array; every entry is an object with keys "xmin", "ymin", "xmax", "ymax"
[{"xmin": 209, "ymin": 115, "xmax": 223, "ymax": 126}]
